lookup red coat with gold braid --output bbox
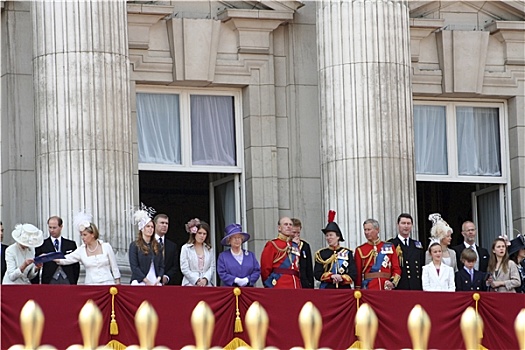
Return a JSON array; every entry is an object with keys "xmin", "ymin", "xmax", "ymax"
[
  {"xmin": 260, "ymin": 233, "xmax": 301, "ymax": 289},
  {"xmin": 355, "ymin": 239, "xmax": 401, "ymax": 290}
]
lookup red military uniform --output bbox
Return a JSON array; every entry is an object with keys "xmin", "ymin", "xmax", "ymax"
[
  {"xmin": 260, "ymin": 233, "xmax": 301, "ymax": 289},
  {"xmin": 355, "ymin": 239, "xmax": 401, "ymax": 290}
]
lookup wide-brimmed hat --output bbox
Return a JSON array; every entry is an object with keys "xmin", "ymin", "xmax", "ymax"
[
  {"xmin": 322, "ymin": 222, "xmax": 344, "ymax": 242},
  {"xmin": 12, "ymin": 223, "xmax": 48, "ymax": 248},
  {"xmin": 508, "ymin": 235, "xmax": 525, "ymax": 256},
  {"xmin": 221, "ymin": 223, "xmax": 250, "ymax": 246}
]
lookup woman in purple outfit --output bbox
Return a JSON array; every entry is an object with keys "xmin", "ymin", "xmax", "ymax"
[{"xmin": 217, "ymin": 224, "xmax": 260, "ymax": 287}]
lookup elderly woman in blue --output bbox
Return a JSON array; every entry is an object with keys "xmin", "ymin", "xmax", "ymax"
[{"xmin": 217, "ymin": 224, "xmax": 260, "ymax": 287}]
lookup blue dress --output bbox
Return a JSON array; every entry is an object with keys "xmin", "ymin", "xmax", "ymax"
[{"xmin": 217, "ymin": 249, "xmax": 261, "ymax": 286}]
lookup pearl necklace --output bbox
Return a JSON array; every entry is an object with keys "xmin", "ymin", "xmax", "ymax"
[
  {"xmin": 231, "ymin": 249, "xmax": 243, "ymax": 256},
  {"xmin": 86, "ymin": 242, "xmax": 99, "ymax": 253}
]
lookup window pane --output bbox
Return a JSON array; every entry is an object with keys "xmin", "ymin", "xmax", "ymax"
[
  {"xmin": 136, "ymin": 93, "xmax": 181, "ymax": 164},
  {"xmin": 414, "ymin": 105, "xmax": 448, "ymax": 174},
  {"xmin": 456, "ymin": 107, "xmax": 501, "ymax": 176},
  {"xmin": 191, "ymin": 95, "xmax": 236, "ymax": 166}
]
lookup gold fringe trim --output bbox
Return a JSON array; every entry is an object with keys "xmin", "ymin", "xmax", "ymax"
[
  {"xmin": 224, "ymin": 337, "xmax": 250, "ymax": 349},
  {"xmin": 349, "ymin": 340, "xmax": 361, "ymax": 348},
  {"xmin": 106, "ymin": 339, "xmax": 127, "ymax": 350}
]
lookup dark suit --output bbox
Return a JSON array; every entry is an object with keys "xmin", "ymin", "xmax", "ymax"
[
  {"xmin": 452, "ymin": 244, "xmax": 489, "ymax": 272},
  {"xmin": 298, "ymin": 240, "xmax": 314, "ymax": 288},
  {"xmin": 1, "ymin": 243, "xmax": 7, "ymax": 282},
  {"xmin": 455, "ymin": 268, "xmax": 487, "ymax": 291},
  {"xmin": 34, "ymin": 237, "xmax": 80, "ymax": 284},
  {"xmin": 388, "ymin": 236, "xmax": 425, "ymax": 290},
  {"xmin": 162, "ymin": 238, "xmax": 182, "ymax": 285},
  {"xmin": 129, "ymin": 242, "xmax": 164, "ymax": 283}
]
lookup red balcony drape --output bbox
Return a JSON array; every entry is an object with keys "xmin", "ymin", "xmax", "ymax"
[{"xmin": 1, "ymin": 285, "xmax": 523, "ymax": 349}]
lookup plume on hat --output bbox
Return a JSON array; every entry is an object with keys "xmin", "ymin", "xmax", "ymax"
[
  {"xmin": 73, "ymin": 210, "xmax": 93, "ymax": 232},
  {"xmin": 328, "ymin": 210, "xmax": 336, "ymax": 223}
]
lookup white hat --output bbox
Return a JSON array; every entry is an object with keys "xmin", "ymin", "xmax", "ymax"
[
  {"xmin": 134, "ymin": 209, "xmax": 152, "ymax": 231},
  {"xmin": 12, "ymin": 224, "xmax": 48, "ymax": 248}
]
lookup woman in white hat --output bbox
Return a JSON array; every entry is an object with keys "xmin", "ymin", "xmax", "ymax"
[
  {"xmin": 425, "ymin": 213, "xmax": 458, "ymax": 272},
  {"xmin": 3, "ymin": 224, "xmax": 47, "ymax": 284},
  {"xmin": 129, "ymin": 208, "xmax": 164, "ymax": 285},
  {"xmin": 55, "ymin": 212, "xmax": 121, "ymax": 285}
]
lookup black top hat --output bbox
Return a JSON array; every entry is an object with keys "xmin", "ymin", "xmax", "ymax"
[
  {"xmin": 508, "ymin": 235, "xmax": 525, "ymax": 257},
  {"xmin": 322, "ymin": 222, "xmax": 344, "ymax": 242}
]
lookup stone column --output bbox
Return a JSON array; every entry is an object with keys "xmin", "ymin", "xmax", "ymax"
[
  {"xmin": 316, "ymin": 0, "xmax": 417, "ymax": 247},
  {"xmin": 32, "ymin": 1, "xmax": 133, "ymax": 255}
]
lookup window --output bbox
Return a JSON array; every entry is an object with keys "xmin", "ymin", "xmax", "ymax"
[
  {"xmin": 414, "ymin": 102, "xmax": 507, "ymax": 183},
  {"xmin": 136, "ymin": 88, "xmax": 242, "ymax": 173}
]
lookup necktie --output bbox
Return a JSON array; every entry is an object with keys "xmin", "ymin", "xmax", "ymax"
[
  {"xmin": 470, "ymin": 270, "xmax": 474, "ymax": 282},
  {"xmin": 404, "ymin": 238, "xmax": 408, "ymax": 246},
  {"xmin": 159, "ymin": 237, "xmax": 165, "ymax": 258},
  {"xmin": 54, "ymin": 239, "xmax": 59, "ymax": 252}
]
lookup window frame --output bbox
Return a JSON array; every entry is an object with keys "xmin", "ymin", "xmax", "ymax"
[
  {"xmin": 413, "ymin": 99, "xmax": 509, "ymax": 184},
  {"xmin": 135, "ymin": 86, "xmax": 243, "ymax": 174}
]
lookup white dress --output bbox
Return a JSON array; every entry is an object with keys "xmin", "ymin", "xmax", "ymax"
[
  {"xmin": 58, "ymin": 241, "xmax": 121, "ymax": 285},
  {"xmin": 180, "ymin": 243, "xmax": 215, "ymax": 286},
  {"xmin": 422, "ymin": 262, "xmax": 455, "ymax": 291}
]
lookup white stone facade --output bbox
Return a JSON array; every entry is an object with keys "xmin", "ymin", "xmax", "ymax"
[{"xmin": 1, "ymin": 1, "xmax": 524, "ymax": 275}]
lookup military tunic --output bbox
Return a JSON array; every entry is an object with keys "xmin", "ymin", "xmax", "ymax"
[
  {"xmin": 388, "ymin": 236, "xmax": 424, "ymax": 290},
  {"xmin": 260, "ymin": 234, "xmax": 301, "ymax": 289},
  {"xmin": 314, "ymin": 246, "xmax": 357, "ymax": 289},
  {"xmin": 355, "ymin": 240, "xmax": 401, "ymax": 290}
]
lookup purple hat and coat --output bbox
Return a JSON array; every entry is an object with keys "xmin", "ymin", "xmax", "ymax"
[{"xmin": 221, "ymin": 224, "xmax": 250, "ymax": 246}]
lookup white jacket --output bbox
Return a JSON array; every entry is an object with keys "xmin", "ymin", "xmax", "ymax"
[
  {"xmin": 180, "ymin": 243, "xmax": 215, "ymax": 286},
  {"xmin": 422, "ymin": 262, "xmax": 455, "ymax": 291}
]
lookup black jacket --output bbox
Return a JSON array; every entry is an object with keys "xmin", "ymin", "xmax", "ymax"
[
  {"xmin": 129, "ymin": 241, "xmax": 164, "ymax": 284},
  {"xmin": 298, "ymin": 240, "xmax": 314, "ymax": 288},
  {"xmin": 455, "ymin": 268, "xmax": 487, "ymax": 291},
  {"xmin": 34, "ymin": 237, "xmax": 80, "ymax": 284},
  {"xmin": 1, "ymin": 244, "xmax": 7, "ymax": 282},
  {"xmin": 452, "ymin": 244, "xmax": 490, "ymax": 273},
  {"xmin": 388, "ymin": 237, "xmax": 425, "ymax": 290}
]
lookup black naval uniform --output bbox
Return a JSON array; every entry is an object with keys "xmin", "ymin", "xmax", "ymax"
[{"xmin": 388, "ymin": 236, "xmax": 425, "ymax": 290}]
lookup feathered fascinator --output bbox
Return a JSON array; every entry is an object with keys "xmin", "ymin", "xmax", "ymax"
[
  {"xmin": 428, "ymin": 213, "xmax": 453, "ymax": 241},
  {"xmin": 185, "ymin": 218, "xmax": 201, "ymax": 234},
  {"xmin": 134, "ymin": 203, "xmax": 156, "ymax": 231},
  {"xmin": 73, "ymin": 210, "xmax": 93, "ymax": 232}
]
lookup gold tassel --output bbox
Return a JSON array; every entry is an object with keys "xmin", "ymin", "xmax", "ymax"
[
  {"xmin": 354, "ymin": 291, "xmax": 362, "ymax": 337},
  {"xmin": 110, "ymin": 287, "xmax": 119, "ymax": 335},
  {"xmin": 473, "ymin": 293, "xmax": 484, "ymax": 346},
  {"xmin": 233, "ymin": 287, "xmax": 243, "ymax": 333}
]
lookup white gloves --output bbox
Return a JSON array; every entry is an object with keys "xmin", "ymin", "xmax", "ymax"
[{"xmin": 234, "ymin": 277, "xmax": 250, "ymax": 287}]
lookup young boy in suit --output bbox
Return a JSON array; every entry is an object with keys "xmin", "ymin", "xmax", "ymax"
[{"xmin": 455, "ymin": 248, "xmax": 486, "ymax": 291}]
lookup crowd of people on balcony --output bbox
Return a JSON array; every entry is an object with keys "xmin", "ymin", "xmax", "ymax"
[{"xmin": 1, "ymin": 209, "xmax": 524, "ymax": 293}]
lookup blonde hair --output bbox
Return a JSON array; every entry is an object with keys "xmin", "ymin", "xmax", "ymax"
[{"xmin": 430, "ymin": 220, "xmax": 453, "ymax": 242}]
